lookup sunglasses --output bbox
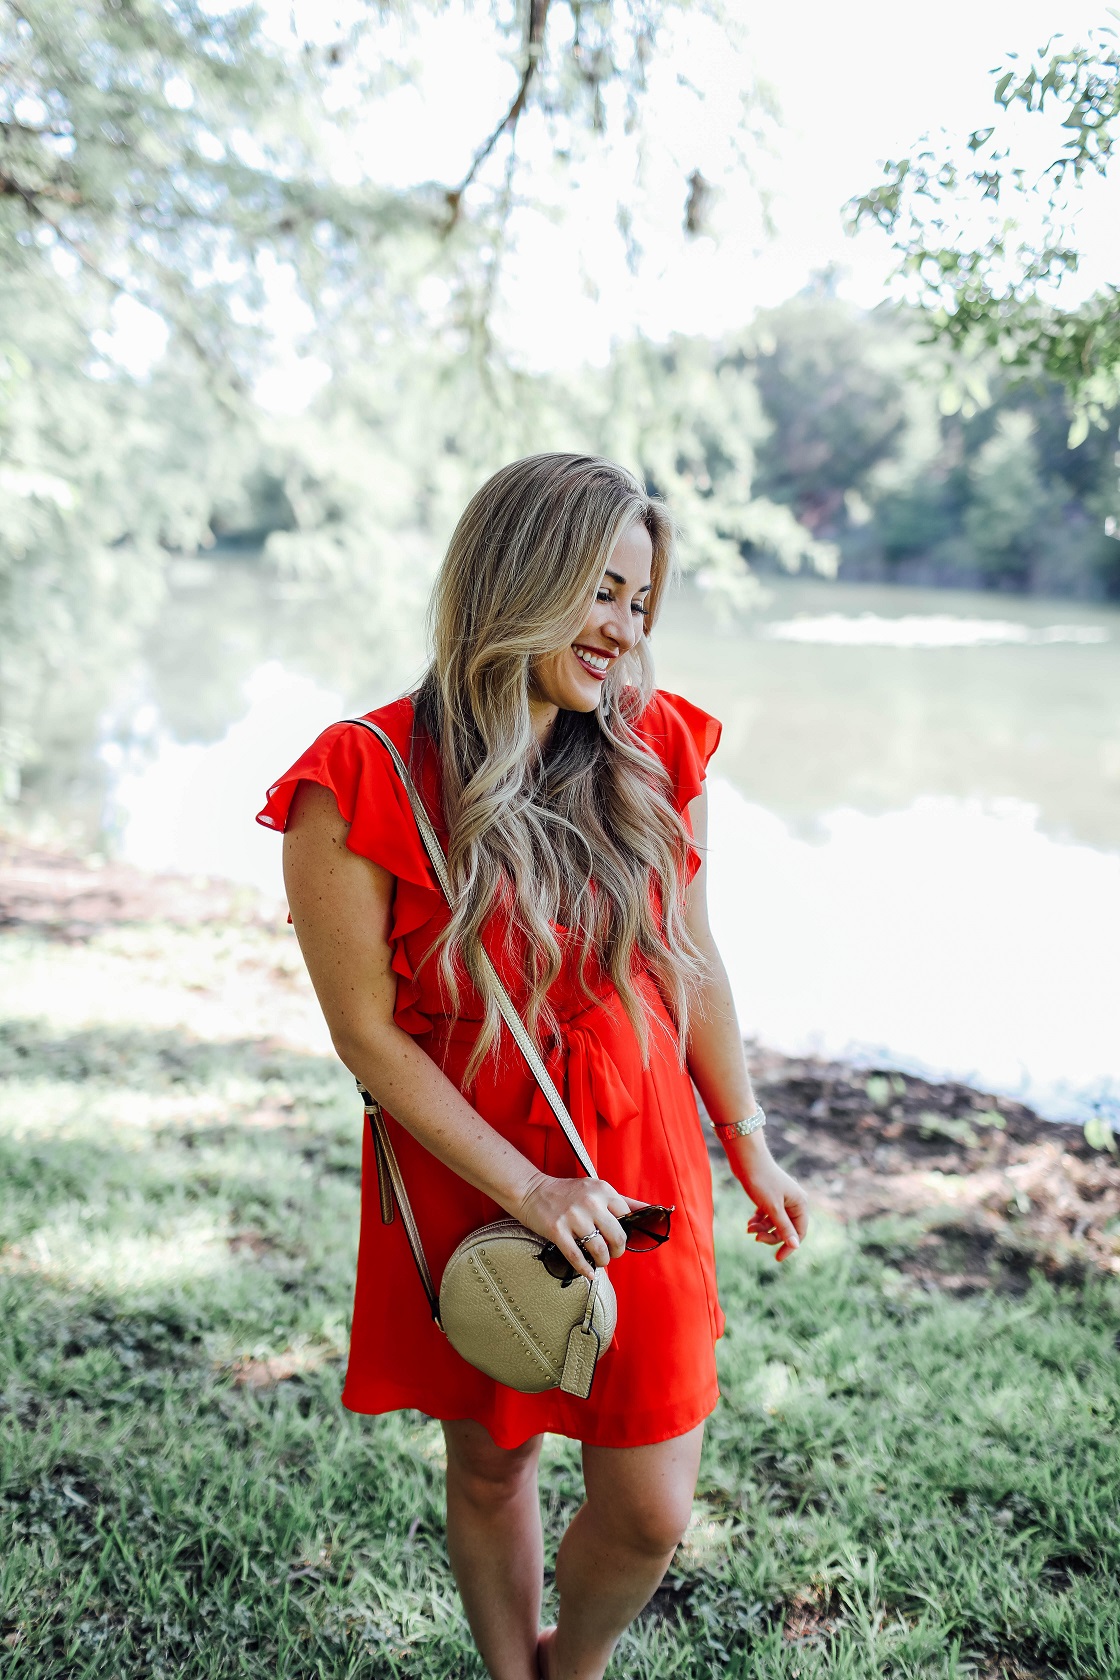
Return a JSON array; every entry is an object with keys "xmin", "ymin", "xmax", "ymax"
[{"xmin": 538, "ymin": 1204, "xmax": 675, "ymax": 1286}]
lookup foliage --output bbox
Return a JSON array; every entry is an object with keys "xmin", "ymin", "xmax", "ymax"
[
  {"xmin": 748, "ymin": 289, "xmax": 927, "ymax": 538},
  {"xmin": 247, "ymin": 326, "xmax": 837, "ymax": 668},
  {"xmin": 0, "ymin": 264, "xmax": 247, "ymax": 809},
  {"xmin": 5, "ymin": 7, "xmax": 1117, "ymax": 826},
  {"xmin": 747, "ymin": 292, "xmax": 1120, "ymax": 596},
  {"xmin": 0, "ymin": 0, "xmax": 344, "ymax": 812},
  {"xmin": 0, "ymin": 0, "xmax": 790, "ymax": 817},
  {"xmin": 582, "ymin": 333, "xmax": 837, "ymax": 599},
  {"xmin": 849, "ymin": 19, "xmax": 1120, "ymax": 433},
  {"xmin": 2, "ymin": 915, "xmax": 1120, "ymax": 1676},
  {"xmin": 0, "ymin": 0, "xmax": 684, "ymax": 372}
]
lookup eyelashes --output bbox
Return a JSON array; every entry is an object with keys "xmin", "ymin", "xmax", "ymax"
[{"xmin": 597, "ymin": 590, "xmax": 649, "ymax": 616}]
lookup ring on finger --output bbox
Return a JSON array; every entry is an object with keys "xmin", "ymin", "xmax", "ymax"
[{"xmin": 576, "ymin": 1227, "xmax": 601, "ymax": 1252}]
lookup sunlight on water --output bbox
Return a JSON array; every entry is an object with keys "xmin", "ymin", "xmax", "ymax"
[
  {"xmin": 762, "ymin": 613, "xmax": 1111, "ymax": 647},
  {"xmin": 107, "ymin": 660, "xmax": 1120, "ymax": 1126},
  {"xmin": 106, "ymin": 662, "xmax": 342, "ymax": 897},
  {"xmin": 706, "ymin": 777, "xmax": 1120, "ymax": 1124}
]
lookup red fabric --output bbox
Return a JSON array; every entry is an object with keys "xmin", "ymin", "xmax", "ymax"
[{"xmin": 256, "ymin": 689, "xmax": 724, "ymax": 1448}]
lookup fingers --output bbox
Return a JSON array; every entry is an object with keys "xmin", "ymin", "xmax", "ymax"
[
  {"xmin": 563, "ymin": 1181, "xmax": 633, "ymax": 1269},
  {"xmin": 574, "ymin": 1205, "xmax": 628, "ymax": 1264},
  {"xmin": 558, "ymin": 1233, "xmax": 598, "ymax": 1284},
  {"xmin": 578, "ymin": 1229, "xmax": 612, "ymax": 1270},
  {"xmin": 747, "ymin": 1221, "xmax": 783, "ymax": 1250},
  {"xmin": 747, "ymin": 1193, "xmax": 803, "ymax": 1262},
  {"xmin": 521, "ymin": 1178, "xmax": 660, "ymax": 1280},
  {"xmin": 523, "ymin": 1180, "xmax": 634, "ymax": 1280}
]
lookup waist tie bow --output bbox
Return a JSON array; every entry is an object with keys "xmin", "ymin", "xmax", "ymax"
[
  {"xmin": 527, "ymin": 1000, "xmax": 640, "ymax": 1138},
  {"xmin": 433, "ymin": 996, "xmax": 643, "ymax": 1146}
]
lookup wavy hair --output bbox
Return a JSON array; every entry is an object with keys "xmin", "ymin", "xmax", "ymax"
[{"xmin": 412, "ymin": 453, "xmax": 706, "ymax": 1082}]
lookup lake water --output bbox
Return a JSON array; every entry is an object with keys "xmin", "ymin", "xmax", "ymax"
[{"xmin": 104, "ymin": 564, "xmax": 1120, "ymax": 1127}]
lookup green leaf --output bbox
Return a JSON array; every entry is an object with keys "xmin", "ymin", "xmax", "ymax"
[
  {"xmin": 918, "ymin": 1112, "xmax": 979, "ymax": 1148},
  {"xmin": 1084, "ymin": 1117, "xmax": 1118, "ymax": 1154}
]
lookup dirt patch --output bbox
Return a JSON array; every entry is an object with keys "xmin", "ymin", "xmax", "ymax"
[
  {"xmin": 726, "ymin": 1042, "xmax": 1120, "ymax": 1287},
  {"xmin": 0, "ymin": 835, "xmax": 275, "ymax": 940},
  {"xmin": 974, "ymin": 1655, "xmax": 1063, "ymax": 1680},
  {"xmin": 780, "ymin": 1587, "xmax": 843, "ymax": 1646},
  {"xmin": 224, "ymin": 1343, "xmax": 339, "ymax": 1389}
]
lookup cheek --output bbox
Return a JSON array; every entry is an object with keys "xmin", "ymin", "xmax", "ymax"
[
  {"xmin": 533, "ymin": 647, "xmax": 572, "ymax": 699},
  {"xmin": 574, "ymin": 606, "xmax": 607, "ymax": 643}
]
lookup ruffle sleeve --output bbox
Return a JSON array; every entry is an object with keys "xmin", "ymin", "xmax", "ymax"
[
  {"xmin": 256, "ymin": 705, "xmax": 434, "ymax": 887},
  {"xmin": 633, "ymin": 689, "xmax": 722, "ymax": 812},
  {"xmin": 255, "ymin": 700, "xmax": 443, "ymax": 1036}
]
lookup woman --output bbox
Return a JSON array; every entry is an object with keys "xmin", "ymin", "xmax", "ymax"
[{"xmin": 257, "ymin": 453, "xmax": 808, "ymax": 1680}]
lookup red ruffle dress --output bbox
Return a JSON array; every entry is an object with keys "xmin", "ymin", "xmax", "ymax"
[{"xmin": 256, "ymin": 689, "xmax": 725, "ymax": 1449}]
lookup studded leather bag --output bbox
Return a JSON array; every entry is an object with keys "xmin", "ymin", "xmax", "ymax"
[{"xmin": 347, "ymin": 718, "xmax": 617, "ymax": 1400}]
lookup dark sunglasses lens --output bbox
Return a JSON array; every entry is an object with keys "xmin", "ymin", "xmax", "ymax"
[
  {"xmin": 623, "ymin": 1208, "xmax": 672, "ymax": 1251},
  {"xmin": 539, "ymin": 1243, "xmax": 576, "ymax": 1281}
]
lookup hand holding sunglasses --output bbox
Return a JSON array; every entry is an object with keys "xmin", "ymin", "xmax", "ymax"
[{"xmin": 538, "ymin": 1203, "xmax": 675, "ymax": 1285}]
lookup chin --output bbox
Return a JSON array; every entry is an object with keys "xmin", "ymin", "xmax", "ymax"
[
  {"xmin": 559, "ymin": 682, "xmax": 604, "ymax": 714},
  {"xmin": 531, "ymin": 650, "xmax": 608, "ymax": 716}
]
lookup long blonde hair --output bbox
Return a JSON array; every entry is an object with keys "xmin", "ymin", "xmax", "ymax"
[{"xmin": 413, "ymin": 453, "xmax": 705, "ymax": 1080}]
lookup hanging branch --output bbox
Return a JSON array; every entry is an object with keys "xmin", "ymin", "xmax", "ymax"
[
  {"xmin": 444, "ymin": 0, "xmax": 550, "ymax": 230},
  {"xmin": 0, "ymin": 170, "xmax": 246, "ymax": 404}
]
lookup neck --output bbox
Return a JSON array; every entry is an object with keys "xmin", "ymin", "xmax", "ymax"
[{"xmin": 528, "ymin": 695, "xmax": 559, "ymax": 747}]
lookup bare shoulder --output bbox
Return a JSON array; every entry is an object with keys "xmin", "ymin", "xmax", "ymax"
[
  {"xmin": 282, "ymin": 779, "xmax": 393, "ymax": 928},
  {"xmin": 284, "ymin": 777, "xmax": 350, "ymax": 839}
]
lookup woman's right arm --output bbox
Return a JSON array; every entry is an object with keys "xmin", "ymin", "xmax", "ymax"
[{"xmin": 282, "ymin": 780, "xmax": 637, "ymax": 1279}]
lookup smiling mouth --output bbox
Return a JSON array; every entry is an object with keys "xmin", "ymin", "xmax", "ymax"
[{"xmin": 572, "ymin": 644, "xmax": 613, "ymax": 678}]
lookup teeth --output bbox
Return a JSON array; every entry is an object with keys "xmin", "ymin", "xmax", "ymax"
[{"xmin": 574, "ymin": 646, "xmax": 610, "ymax": 672}]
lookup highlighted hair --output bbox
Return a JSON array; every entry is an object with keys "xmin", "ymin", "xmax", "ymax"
[{"xmin": 413, "ymin": 453, "xmax": 705, "ymax": 1082}]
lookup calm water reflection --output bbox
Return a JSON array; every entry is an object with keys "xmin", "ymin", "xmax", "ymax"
[
  {"xmin": 655, "ymin": 577, "xmax": 1120, "ymax": 852},
  {"xmin": 108, "ymin": 564, "xmax": 1120, "ymax": 1126}
]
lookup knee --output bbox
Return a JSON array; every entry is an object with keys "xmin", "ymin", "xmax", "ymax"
[
  {"xmin": 445, "ymin": 1427, "xmax": 540, "ymax": 1512},
  {"xmin": 594, "ymin": 1487, "xmax": 693, "ymax": 1560}
]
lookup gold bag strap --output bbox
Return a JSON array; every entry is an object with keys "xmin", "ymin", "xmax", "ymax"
[
  {"xmin": 348, "ymin": 717, "xmax": 596, "ymax": 1175},
  {"xmin": 344, "ymin": 716, "xmax": 598, "ymax": 1320}
]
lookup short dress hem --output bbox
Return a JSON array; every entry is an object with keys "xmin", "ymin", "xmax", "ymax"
[{"xmin": 340, "ymin": 1383, "xmax": 722, "ymax": 1453}]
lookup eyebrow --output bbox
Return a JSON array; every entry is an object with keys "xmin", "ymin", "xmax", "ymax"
[{"xmin": 604, "ymin": 571, "xmax": 652, "ymax": 593}]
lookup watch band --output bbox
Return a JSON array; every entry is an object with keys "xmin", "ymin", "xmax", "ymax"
[{"xmin": 712, "ymin": 1105, "xmax": 766, "ymax": 1141}]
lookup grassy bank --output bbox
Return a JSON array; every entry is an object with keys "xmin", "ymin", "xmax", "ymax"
[{"xmin": 1, "ymin": 844, "xmax": 1119, "ymax": 1678}]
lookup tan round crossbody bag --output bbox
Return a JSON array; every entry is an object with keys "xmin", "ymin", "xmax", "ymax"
[{"xmin": 347, "ymin": 717, "xmax": 617, "ymax": 1400}]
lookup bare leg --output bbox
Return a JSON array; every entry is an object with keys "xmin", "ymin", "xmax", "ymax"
[
  {"xmin": 541, "ymin": 1422, "xmax": 705, "ymax": 1680},
  {"xmin": 442, "ymin": 1419, "xmax": 545, "ymax": 1680}
]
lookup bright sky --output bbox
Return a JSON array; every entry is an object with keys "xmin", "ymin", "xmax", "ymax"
[
  {"xmin": 106, "ymin": 2, "xmax": 1120, "ymax": 398},
  {"xmin": 738, "ymin": 0, "xmax": 1118, "ymax": 306},
  {"xmin": 321, "ymin": 0, "xmax": 1119, "ymax": 375}
]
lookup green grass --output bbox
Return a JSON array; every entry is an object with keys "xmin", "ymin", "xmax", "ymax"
[{"xmin": 1, "ymin": 924, "xmax": 1119, "ymax": 1678}]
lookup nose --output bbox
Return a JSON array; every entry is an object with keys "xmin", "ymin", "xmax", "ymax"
[{"xmin": 604, "ymin": 598, "xmax": 640, "ymax": 654}]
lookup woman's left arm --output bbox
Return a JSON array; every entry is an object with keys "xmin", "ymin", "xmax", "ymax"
[{"xmin": 683, "ymin": 787, "xmax": 808, "ymax": 1261}]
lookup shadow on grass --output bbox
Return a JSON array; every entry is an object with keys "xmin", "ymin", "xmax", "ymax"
[
  {"xmin": 4, "ymin": 1025, "xmax": 1120, "ymax": 1675},
  {"xmin": 0, "ymin": 1017, "xmax": 338, "ymax": 1093}
]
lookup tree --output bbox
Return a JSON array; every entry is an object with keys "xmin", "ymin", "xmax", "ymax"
[
  {"xmin": 716, "ymin": 291, "xmax": 1120, "ymax": 597},
  {"xmin": 2, "ymin": 0, "xmax": 787, "ymax": 815},
  {"xmin": 962, "ymin": 412, "xmax": 1050, "ymax": 589},
  {"xmin": 849, "ymin": 19, "xmax": 1120, "ymax": 437},
  {"xmin": 747, "ymin": 287, "xmax": 924, "ymax": 537}
]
